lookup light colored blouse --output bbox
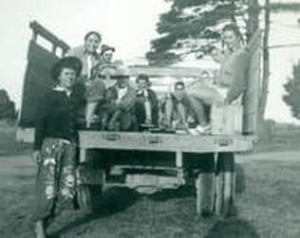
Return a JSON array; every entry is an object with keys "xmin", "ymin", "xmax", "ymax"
[{"xmin": 66, "ymin": 46, "xmax": 99, "ymax": 79}]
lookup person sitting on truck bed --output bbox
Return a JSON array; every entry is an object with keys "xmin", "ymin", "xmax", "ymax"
[
  {"xmin": 98, "ymin": 67, "xmax": 137, "ymax": 131},
  {"xmin": 85, "ymin": 44, "xmax": 127, "ymax": 128},
  {"xmin": 163, "ymin": 81, "xmax": 209, "ymax": 133},
  {"xmin": 208, "ymin": 46, "xmax": 225, "ymax": 64},
  {"xmin": 66, "ymin": 31, "xmax": 101, "ymax": 79},
  {"xmin": 66, "ymin": 31, "xmax": 105, "ymax": 128},
  {"xmin": 135, "ymin": 74, "xmax": 159, "ymax": 130},
  {"xmin": 163, "ymin": 81, "xmax": 190, "ymax": 130},
  {"xmin": 188, "ymin": 24, "xmax": 248, "ymax": 109},
  {"xmin": 33, "ymin": 57, "xmax": 82, "ymax": 238},
  {"xmin": 191, "ymin": 24, "xmax": 248, "ymax": 108}
]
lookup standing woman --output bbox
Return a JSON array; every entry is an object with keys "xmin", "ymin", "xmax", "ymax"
[{"xmin": 33, "ymin": 57, "xmax": 82, "ymax": 238}]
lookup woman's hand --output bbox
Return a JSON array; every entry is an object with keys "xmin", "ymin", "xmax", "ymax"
[{"xmin": 33, "ymin": 150, "xmax": 42, "ymax": 164}]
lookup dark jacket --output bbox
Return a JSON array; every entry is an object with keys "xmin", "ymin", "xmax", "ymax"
[
  {"xmin": 135, "ymin": 88, "xmax": 159, "ymax": 127},
  {"xmin": 34, "ymin": 89, "xmax": 77, "ymax": 150}
]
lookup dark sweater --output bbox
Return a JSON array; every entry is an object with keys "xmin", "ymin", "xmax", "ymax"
[{"xmin": 34, "ymin": 89, "xmax": 77, "ymax": 150}]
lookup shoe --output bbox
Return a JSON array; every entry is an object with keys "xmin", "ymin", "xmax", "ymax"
[{"xmin": 195, "ymin": 125, "xmax": 211, "ymax": 134}]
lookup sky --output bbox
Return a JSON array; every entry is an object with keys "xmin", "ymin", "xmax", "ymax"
[{"xmin": 0, "ymin": 0, "xmax": 300, "ymax": 124}]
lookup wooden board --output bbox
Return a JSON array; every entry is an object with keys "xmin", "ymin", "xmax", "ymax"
[
  {"xmin": 19, "ymin": 21, "xmax": 70, "ymax": 128},
  {"xmin": 211, "ymin": 104, "xmax": 243, "ymax": 135},
  {"xmin": 79, "ymin": 131, "xmax": 255, "ymax": 153},
  {"xmin": 129, "ymin": 65, "xmax": 213, "ymax": 78},
  {"xmin": 19, "ymin": 41, "xmax": 59, "ymax": 127}
]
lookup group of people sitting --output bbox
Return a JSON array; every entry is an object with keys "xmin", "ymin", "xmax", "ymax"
[
  {"xmin": 53, "ymin": 23, "xmax": 248, "ymax": 134},
  {"xmin": 33, "ymin": 23, "xmax": 249, "ymax": 238}
]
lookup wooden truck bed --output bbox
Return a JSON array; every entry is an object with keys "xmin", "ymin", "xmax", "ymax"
[{"xmin": 79, "ymin": 131, "xmax": 255, "ymax": 154}]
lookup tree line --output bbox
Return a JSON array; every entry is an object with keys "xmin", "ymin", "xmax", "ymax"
[{"xmin": 147, "ymin": 0, "xmax": 300, "ymax": 122}]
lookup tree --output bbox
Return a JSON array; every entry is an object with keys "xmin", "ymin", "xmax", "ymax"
[
  {"xmin": 260, "ymin": 1, "xmax": 300, "ymax": 120},
  {"xmin": 283, "ymin": 61, "xmax": 300, "ymax": 119},
  {"xmin": 0, "ymin": 89, "xmax": 16, "ymax": 121},
  {"xmin": 146, "ymin": 0, "xmax": 249, "ymax": 66}
]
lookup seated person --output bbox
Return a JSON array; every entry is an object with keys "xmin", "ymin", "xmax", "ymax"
[
  {"xmin": 86, "ymin": 45, "xmax": 124, "ymax": 128},
  {"xmin": 163, "ymin": 81, "xmax": 210, "ymax": 133},
  {"xmin": 66, "ymin": 31, "xmax": 102, "ymax": 128},
  {"xmin": 134, "ymin": 74, "xmax": 159, "ymax": 130},
  {"xmin": 90, "ymin": 44, "xmax": 124, "ymax": 88},
  {"xmin": 193, "ymin": 24, "xmax": 248, "ymax": 106},
  {"xmin": 208, "ymin": 46, "xmax": 225, "ymax": 64},
  {"xmin": 98, "ymin": 69, "xmax": 137, "ymax": 131}
]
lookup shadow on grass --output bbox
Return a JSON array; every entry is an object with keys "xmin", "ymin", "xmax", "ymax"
[
  {"xmin": 204, "ymin": 218, "xmax": 260, "ymax": 238},
  {"xmin": 148, "ymin": 186, "xmax": 194, "ymax": 201},
  {"xmin": 49, "ymin": 165, "xmax": 247, "ymax": 237},
  {"xmin": 235, "ymin": 164, "xmax": 246, "ymax": 194},
  {"xmin": 148, "ymin": 163, "xmax": 246, "ymax": 202},
  {"xmin": 50, "ymin": 187, "xmax": 139, "ymax": 238}
]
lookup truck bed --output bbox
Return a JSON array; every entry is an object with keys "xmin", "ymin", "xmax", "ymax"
[
  {"xmin": 79, "ymin": 131, "xmax": 255, "ymax": 153},
  {"xmin": 17, "ymin": 128, "xmax": 255, "ymax": 153}
]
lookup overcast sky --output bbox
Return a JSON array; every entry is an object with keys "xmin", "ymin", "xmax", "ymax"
[{"xmin": 0, "ymin": 0, "xmax": 300, "ymax": 124}]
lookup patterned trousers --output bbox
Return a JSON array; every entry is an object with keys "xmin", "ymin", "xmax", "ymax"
[{"xmin": 33, "ymin": 138, "xmax": 77, "ymax": 222}]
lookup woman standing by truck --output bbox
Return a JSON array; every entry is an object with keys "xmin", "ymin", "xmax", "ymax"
[{"xmin": 33, "ymin": 57, "xmax": 82, "ymax": 238}]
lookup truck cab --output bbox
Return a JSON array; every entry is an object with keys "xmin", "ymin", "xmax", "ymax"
[{"xmin": 17, "ymin": 21, "xmax": 262, "ymax": 216}]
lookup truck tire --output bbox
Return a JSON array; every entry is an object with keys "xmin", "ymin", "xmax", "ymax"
[
  {"xmin": 191, "ymin": 153, "xmax": 215, "ymax": 216},
  {"xmin": 77, "ymin": 184, "xmax": 103, "ymax": 212},
  {"xmin": 76, "ymin": 150, "xmax": 104, "ymax": 212},
  {"xmin": 215, "ymin": 152, "xmax": 235, "ymax": 216},
  {"xmin": 195, "ymin": 172, "xmax": 215, "ymax": 216},
  {"xmin": 77, "ymin": 185, "xmax": 93, "ymax": 212}
]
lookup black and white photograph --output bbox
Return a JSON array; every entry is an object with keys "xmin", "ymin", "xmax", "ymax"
[{"xmin": 1, "ymin": 0, "xmax": 300, "ymax": 237}]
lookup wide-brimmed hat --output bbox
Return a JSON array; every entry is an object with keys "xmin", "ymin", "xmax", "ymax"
[
  {"xmin": 113, "ymin": 65, "xmax": 130, "ymax": 79},
  {"xmin": 100, "ymin": 44, "xmax": 115, "ymax": 55},
  {"xmin": 51, "ymin": 57, "xmax": 82, "ymax": 81}
]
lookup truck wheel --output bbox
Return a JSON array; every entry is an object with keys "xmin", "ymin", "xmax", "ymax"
[
  {"xmin": 77, "ymin": 184, "xmax": 103, "ymax": 212},
  {"xmin": 192, "ymin": 153, "xmax": 215, "ymax": 216},
  {"xmin": 215, "ymin": 152, "xmax": 235, "ymax": 216},
  {"xmin": 195, "ymin": 172, "xmax": 215, "ymax": 216},
  {"xmin": 76, "ymin": 151, "xmax": 104, "ymax": 212},
  {"xmin": 77, "ymin": 185, "xmax": 93, "ymax": 212}
]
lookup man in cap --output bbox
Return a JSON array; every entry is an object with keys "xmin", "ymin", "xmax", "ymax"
[
  {"xmin": 85, "ymin": 44, "xmax": 124, "ymax": 128},
  {"xmin": 99, "ymin": 66, "xmax": 137, "ymax": 131}
]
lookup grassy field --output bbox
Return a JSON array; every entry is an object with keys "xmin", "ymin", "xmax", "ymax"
[{"xmin": 1, "ymin": 125, "xmax": 300, "ymax": 238}]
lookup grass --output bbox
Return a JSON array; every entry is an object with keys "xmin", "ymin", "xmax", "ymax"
[
  {"xmin": 1, "ymin": 154, "xmax": 300, "ymax": 238},
  {"xmin": 1, "ymin": 124, "xmax": 300, "ymax": 237},
  {"xmin": 0, "ymin": 123, "xmax": 31, "ymax": 156}
]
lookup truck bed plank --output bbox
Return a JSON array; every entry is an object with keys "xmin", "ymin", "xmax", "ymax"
[{"xmin": 79, "ymin": 131, "xmax": 255, "ymax": 153}]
